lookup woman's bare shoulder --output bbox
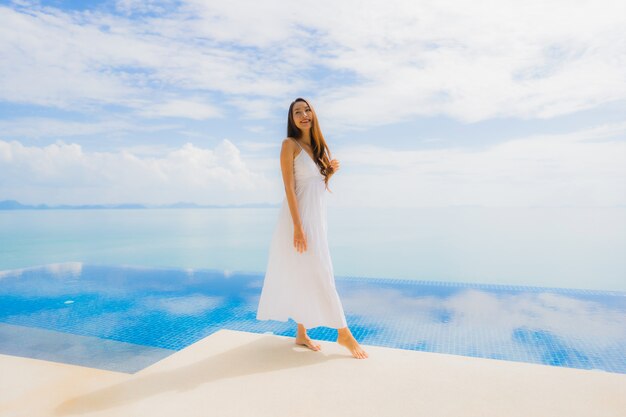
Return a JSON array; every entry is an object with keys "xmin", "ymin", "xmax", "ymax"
[
  {"xmin": 281, "ymin": 137, "xmax": 298, "ymax": 151},
  {"xmin": 282, "ymin": 137, "xmax": 297, "ymax": 146}
]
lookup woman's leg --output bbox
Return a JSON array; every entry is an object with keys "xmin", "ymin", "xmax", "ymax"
[
  {"xmin": 295, "ymin": 323, "xmax": 321, "ymax": 351},
  {"xmin": 337, "ymin": 326, "xmax": 369, "ymax": 359}
]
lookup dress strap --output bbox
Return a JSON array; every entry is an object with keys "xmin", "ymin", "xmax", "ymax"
[{"xmin": 291, "ymin": 138, "xmax": 304, "ymax": 151}]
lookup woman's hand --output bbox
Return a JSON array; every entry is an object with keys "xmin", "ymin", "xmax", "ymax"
[
  {"xmin": 294, "ymin": 224, "xmax": 307, "ymax": 253},
  {"xmin": 329, "ymin": 159, "xmax": 340, "ymax": 173}
]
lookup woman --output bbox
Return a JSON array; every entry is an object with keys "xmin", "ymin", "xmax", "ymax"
[{"xmin": 256, "ymin": 98, "xmax": 368, "ymax": 359}]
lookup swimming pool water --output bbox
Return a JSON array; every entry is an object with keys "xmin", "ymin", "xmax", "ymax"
[{"xmin": 0, "ymin": 263, "xmax": 624, "ymax": 374}]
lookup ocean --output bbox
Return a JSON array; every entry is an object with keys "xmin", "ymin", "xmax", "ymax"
[{"xmin": 1, "ymin": 206, "xmax": 624, "ymax": 291}]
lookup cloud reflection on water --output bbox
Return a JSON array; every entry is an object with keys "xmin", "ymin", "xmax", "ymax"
[
  {"xmin": 339, "ymin": 283, "xmax": 625, "ymax": 370},
  {"xmin": 0, "ymin": 264, "xmax": 624, "ymax": 373}
]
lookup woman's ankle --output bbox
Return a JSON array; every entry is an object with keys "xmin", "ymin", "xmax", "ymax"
[{"xmin": 337, "ymin": 327, "xmax": 352, "ymax": 338}]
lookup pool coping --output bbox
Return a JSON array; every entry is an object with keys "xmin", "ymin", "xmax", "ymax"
[{"xmin": 1, "ymin": 329, "xmax": 625, "ymax": 417}]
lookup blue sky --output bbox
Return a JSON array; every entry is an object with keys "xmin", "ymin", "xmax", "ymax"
[{"xmin": 0, "ymin": 0, "xmax": 624, "ymax": 207}]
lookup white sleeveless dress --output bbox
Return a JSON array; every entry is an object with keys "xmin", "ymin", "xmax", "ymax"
[{"xmin": 256, "ymin": 139, "xmax": 348, "ymax": 329}]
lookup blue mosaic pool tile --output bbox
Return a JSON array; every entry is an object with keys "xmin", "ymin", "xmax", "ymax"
[{"xmin": 0, "ymin": 264, "xmax": 624, "ymax": 374}]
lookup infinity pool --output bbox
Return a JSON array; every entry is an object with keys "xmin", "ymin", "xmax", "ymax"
[{"xmin": 0, "ymin": 263, "xmax": 624, "ymax": 374}]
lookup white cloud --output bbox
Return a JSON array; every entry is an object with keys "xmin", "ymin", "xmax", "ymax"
[
  {"xmin": 0, "ymin": 262, "xmax": 83, "ymax": 279},
  {"xmin": 0, "ymin": 4, "xmax": 300, "ymax": 116},
  {"xmin": 238, "ymin": 140, "xmax": 279, "ymax": 152},
  {"xmin": 0, "ymin": 117, "xmax": 178, "ymax": 139},
  {"xmin": 1, "ymin": 123, "xmax": 623, "ymax": 207},
  {"xmin": 0, "ymin": 138, "xmax": 277, "ymax": 205},
  {"xmin": 343, "ymin": 286, "xmax": 626, "ymax": 354},
  {"xmin": 328, "ymin": 123, "xmax": 626, "ymax": 207},
  {"xmin": 115, "ymin": 0, "xmax": 179, "ymax": 16},
  {"xmin": 311, "ymin": 0, "xmax": 626, "ymax": 127},
  {"xmin": 226, "ymin": 97, "xmax": 282, "ymax": 120},
  {"xmin": 0, "ymin": 1, "xmax": 624, "ymax": 208},
  {"xmin": 45, "ymin": 262, "xmax": 83, "ymax": 278},
  {"xmin": 141, "ymin": 294, "xmax": 224, "ymax": 316},
  {"xmin": 1, "ymin": 0, "xmax": 624, "ymax": 125},
  {"xmin": 0, "ymin": 6, "xmax": 145, "ymax": 108},
  {"xmin": 138, "ymin": 98, "xmax": 222, "ymax": 120}
]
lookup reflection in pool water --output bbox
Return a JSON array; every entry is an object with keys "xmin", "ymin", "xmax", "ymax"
[{"xmin": 0, "ymin": 263, "xmax": 624, "ymax": 374}]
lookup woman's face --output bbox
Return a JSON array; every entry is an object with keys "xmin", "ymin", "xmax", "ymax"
[{"xmin": 292, "ymin": 101, "xmax": 312, "ymax": 131}]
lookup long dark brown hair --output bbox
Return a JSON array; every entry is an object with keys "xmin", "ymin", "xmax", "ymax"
[{"xmin": 287, "ymin": 98, "xmax": 335, "ymax": 190}]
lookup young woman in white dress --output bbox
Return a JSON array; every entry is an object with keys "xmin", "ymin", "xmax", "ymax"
[{"xmin": 256, "ymin": 98, "xmax": 368, "ymax": 359}]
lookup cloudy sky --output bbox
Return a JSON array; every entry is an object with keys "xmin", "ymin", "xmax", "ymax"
[{"xmin": 0, "ymin": 0, "xmax": 624, "ymax": 207}]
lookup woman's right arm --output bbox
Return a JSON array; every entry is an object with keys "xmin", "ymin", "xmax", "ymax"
[{"xmin": 280, "ymin": 138, "xmax": 307, "ymax": 253}]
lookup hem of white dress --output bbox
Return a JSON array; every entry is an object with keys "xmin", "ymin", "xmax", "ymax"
[{"xmin": 256, "ymin": 314, "xmax": 347, "ymax": 330}]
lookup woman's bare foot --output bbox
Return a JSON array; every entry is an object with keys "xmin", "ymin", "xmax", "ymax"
[
  {"xmin": 337, "ymin": 329, "xmax": 369, "ymax": 359},
  {"xmin": 295, "ymin": 335, "xmax": 321, "ymax": 351},
  {"xmin": 295, "ymin": 323, "xmax": 321, "ymax": 351}
]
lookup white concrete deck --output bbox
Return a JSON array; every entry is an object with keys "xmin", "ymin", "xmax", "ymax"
[{"xmin": 1, "ymin": 329, "xmax": 625, "ymax": 417}]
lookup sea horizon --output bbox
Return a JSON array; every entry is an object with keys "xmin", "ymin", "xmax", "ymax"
[
  {"xmin": 2, "ymin": 206, "xmax": 625, "ymax": 292},
  {"xmin": 2, "ymin": 199, "xmax": 624, "ymax": 210}
]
